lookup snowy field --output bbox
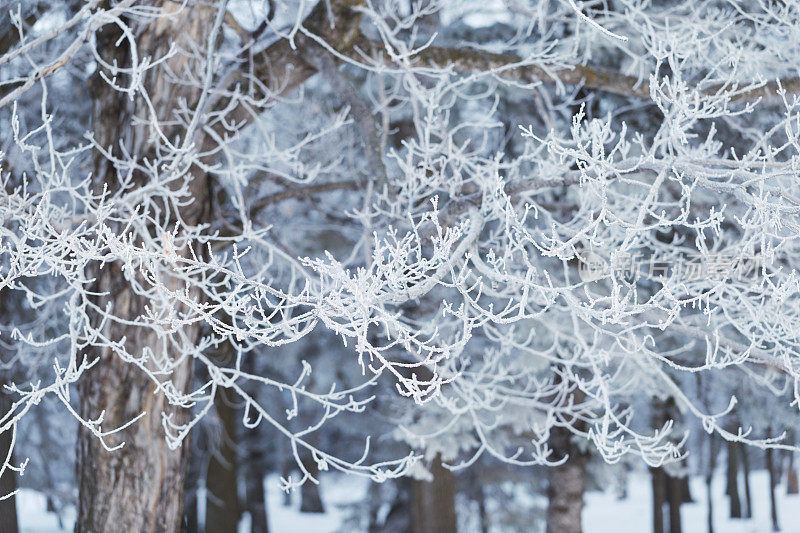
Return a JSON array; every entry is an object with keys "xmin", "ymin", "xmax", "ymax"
[{"xmin": 18, "ymin": 469, "xmax": 800, "ymax": 532}]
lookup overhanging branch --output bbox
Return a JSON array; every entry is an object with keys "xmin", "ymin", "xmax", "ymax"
[
  {"xmin": 241, "ymin": 2, "xmax": 800, "ymax": 106},
  {"xmin": 408, "ymin": 45, "xmax": 800, "ymax": 103}
]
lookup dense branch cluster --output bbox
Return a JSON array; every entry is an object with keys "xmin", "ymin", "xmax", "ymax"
[{"xmin": 2, "ymin": 0, "xmax": 800, "ymax": 502}]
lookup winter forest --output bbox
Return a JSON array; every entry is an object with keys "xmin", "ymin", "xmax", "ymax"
[{"xmin": 6, "ymin": 0, "xmax": 800, "ymax": 532}]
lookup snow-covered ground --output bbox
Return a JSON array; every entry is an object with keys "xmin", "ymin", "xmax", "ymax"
[
  {"xmin": 584, "ymin": 470, "xmax": 800, "ymax": 533},
  {"xmin": 16, "ymin": 490, "xmax": 75, "ymax": 533},
  {"xmin": 18, "ymin": 469, "xmax": 800, "ymax": 532}
]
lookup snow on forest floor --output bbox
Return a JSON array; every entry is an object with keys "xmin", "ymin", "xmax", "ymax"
[
  {"xmin": 18, "ymin": 469, "xmax": 800, "ymax": 532},
  {"xmin": 583, "ymin": 470, "xmax": 800, "ymax": 533},
  {"xmin": 17, "ymin": 490, "xmax": 75, "ymax": 533}
]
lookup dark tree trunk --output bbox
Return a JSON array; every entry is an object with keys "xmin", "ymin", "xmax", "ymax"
[
  {"xmin": 300, "ymin": 454, "xmax": 325, "ymax": 513},
  {"xmin": 766, "ymin": 434, "xmax": 780, "ymax": 532},
  {"xmin": 77, "ymin": 4, "xmax": 215, "ymax": 531},
  {"xmin": 0, "ymin": 296, "xmax": 19, "ymax": 533},
  {"xmin": 678, "ymin": 476, "xmax": 693, "ymax": 503},
  {"xmin": 183, "ymin": 417, "xmax": 202, "ymax": 533},
  {"xmin": 385, "ymin": 478, "xmax": 413, "ymax": 533},
  {"xmin": 787, "ymin": 437, "xmax": 799, "ymax": 495},
  {"xmin": 651, "ymin": 397, "xmax": 684, "ymax": 533},
  {"xmin": 740, "ymin": 444, "xmax": 752, "ymax": 518},
  {"xmin": 34, "ymin": 406, "xmax": 63, "ymax": 530},
  {"xmin": 546, "ymin": 427, "xmax": 587, "ymax": 533},
  {"xmin": 205, "ymin": 384, "xmax": 241, "ymax": 533},
  {"xmin": 667, "ymin": 474, "xmax": 683, "ymax": 533},
  {"xmin": 240, "ymin": 354, "xmax": 269, "ymax": 533},
  {"xmin": 184, "ymin": 489, "xmax": 198, "ymax": 533},
  {"xmin": 788, "ymin": 460, "xmax": 799, "ymax": 495},
  {"xmin": 366, "ymin": 480, "xmax": 382, "ymax": 533},
  {"xmin": 652, "ymin": 467, "xmax": 666, "ymax": 533},
  {"xmin": 368, "ymin": 477, "xmax": 411, "ymax": 533},
  {"xmin": 244, "ymin": 453, "xmax": 269, "ymax": 533},
  {"xmin": 726, "ymin": 440, "xmax": 742, "ymax": 519},
  {"xmin": 706, "ymin": 433, "xmax": 718, "ymax": 533},
  {"xmin": 616, "ymin": 465, "xmax": 629, "ymax": 500},
  {"xmin": 477, "ymin": 484, "xmax": 489, "ymax": 533},
  {"xmin": 411, "ymin": 456, "xmax": 458, "ymax": 533},
  {"xmin": 0, "ymin": 392, "xmax": 18, "ymax": 533},
  {"xmin": 280, "ymin": 456, "xmax": 294, "ymax": 507}
]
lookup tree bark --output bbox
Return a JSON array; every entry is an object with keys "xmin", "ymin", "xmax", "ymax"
[
  {"xmin": 280, "ymin": 458, "xmax": 293, "ymax": 507},
  {"xmin": 77, "ymin": 3, "xmax": 216, "ymax": 531},
  {"xmin": 476, "ymin": 484, "xmax": 489, "ymax": 533},
  {"xmin": 205, "ymin": 384, "xmax": 241, "ymax": 533},
  {"xmin": 300, "ymin": 454, "xmax": 325, "ymax": 514},
  {"xmin": 411, "ymin": 456, "xmax": 458, "ymax": 533},
  {"xmin": 183, "ymin": 412, "xmax": 203, "ymax": 533},
  {"xmin": 366, "ymin": 481, "xmax": 382, "ymax": 533},
  {"xmin": 788, "ymin": 458, "xmax": 799, "ymax": 495},
  {"xmin": 678, "ymin": 476, "xmax": 693, "ymax": 503},
  {"xmin": 546, "ymin": 427, "xmax": 587, "ymax": 533},
  {"xmin": 240, "ymin": 353, "xmax": 269, "ymax": 533},
  {"xmin": 243, "ymin": 450, "xmax": 269, "ymax": 533},
  {"xmin": 787, "ymin": 434, "xmax": 799, "ymax": 495},
  {"xmin": 667, "ymin": 474, "xmax": 683, "ymax": 533},
  {"xmin": 0, "ymin": 391, "xmax": 18, "ymax": 533},
  {"xmin": 740, "ymin": 444, "xmax": 752, "ymax": 518},
  {"xmin": 766, "ymin": 434, "xmax": 780, "ymax": 532},
  {"xmin": 616, "ymin": 465, "xmax": 629, "ymax": 500},
  {"xmin": 726, "ymin": 440, "xmax": 742, "ymax": 519},
  {"xmin": 184, "ymin": 482, "xmax": 198, "ymax": 533},
  {"xmin": 76, "ymin": 295, "xmax": 194, "ymax": 533},
  {"xmin": 706, "ymin": 433, "xmax": 717, "ymax": 533},
  {"xmin": 0, "ymin": 292, "xmax": 19, "ymax": 533},
  {"xmin": 652, "ymin": 467, "xmax": 666, "ymax": 533},
  {"xmin": 369, "ymin": 477, "xmax": 411, "ymax": 533}
]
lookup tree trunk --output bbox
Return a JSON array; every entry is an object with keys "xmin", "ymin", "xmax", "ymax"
[
  {"xmin": 183, "ymin": 419, "xmax": 202, "ymax": 533},
  {"xmin": 546, "ymin": 427, "xmax": 587, "ymax": 533},
  {"xmin": 281, "ymin": 458, "xmax": 293, "ymax": 507},
  {"xmin": 766, "ymin": 435, "xmax": 780, "ymax": 532},
  {"xmin": 244, "ymin": 453, "xmax": 269, "ymax": 533},
  {"xmin": 476, "ymin": 484, "xmax": 489, "ymax": 533},
  {"xmin": 300, "ymin": 454, "xmax": 325, "ymax": 513},
  {"xmin": 706, "ymin": 433, "xmax": 717, "ymax": 533},
  {"xmin": 411, "ymin": 456, "xmax": 458, "ymax": 533},
  {"xmin": 726, "ymin": 440, "xmax": 742, "ymax": 519},
  {"xmin": 652, "ymin": 467, "xmax": 666, "ymax": 533},
  {"xmin": 370, "ymin": 477, "xmax": 411, "ymax": 533},
  {"xmin": 76, "ymin": 310, "xmax": 194, "ymax": 533},
  {"xmin": 667, "ymin": 474, "xmax": 683, "ymax": 533},
  {"xmin": 366, "ymin": 481, "xmax": 382, "ymax": 533},
  {"xmin": 0, "ymin": 391, "xmax": 18, "ymax": 533},
  {"xmin": 240, "ymin": 352, "xmax": 269, "ymax": 533},
  {"xmin": 788, "ymin": 462, "xmax": 799, "ymax": 495},
  {"xmin": 616, "ymin": 465, "xmax": 629, "ymax": 500},
  {"xmin": 740, "ymin": 444, "xmax": 752, "ymax": 518},
  {"xmin": 184, "ymin": 487, "xmax": 198, "ymax": 533},
  {"xmin": 787, "ymin": 443, "xmax": 799, "ymax": 495},
  {"xmin": 0, "ymin": 297, "xmax": 19, "ymax": 533},
  {"xmin": 678, "ymin": 476, "xmax": 693, "ymax": 503},
  {"xmin": 77, "ymin": 3, "xmax": 216, "ymax": 531},
  {"xmin": 205, "ymin": 385, "xmax": 241, "ymax": 533}
]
